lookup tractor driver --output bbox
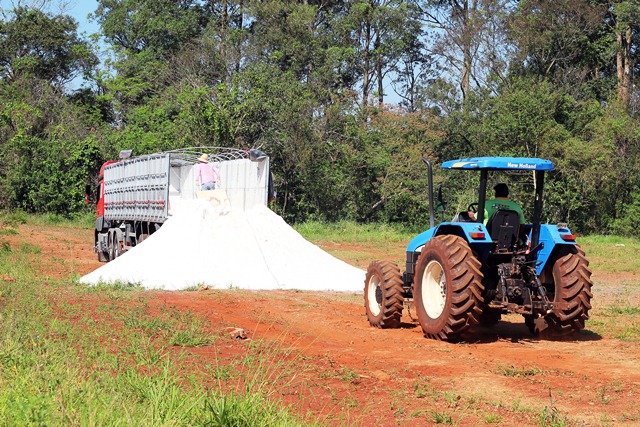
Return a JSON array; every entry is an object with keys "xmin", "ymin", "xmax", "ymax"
[{"xmin": 469, "ymin": 183, "xmax": 525, "ymax": 225}]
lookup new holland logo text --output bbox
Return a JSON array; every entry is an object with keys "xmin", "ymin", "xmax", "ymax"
[{"xmin": 507, "ymin": 162, "xmax": 537, "ymax": 169}]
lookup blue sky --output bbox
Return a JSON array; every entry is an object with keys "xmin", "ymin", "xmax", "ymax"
[
  {"xmin": 68, "ymin": 0, "xmax": 100, "ymax": 35},
  {"xmin": 0, "ymin": 1, "xmax": 99, "ymax": 34}
]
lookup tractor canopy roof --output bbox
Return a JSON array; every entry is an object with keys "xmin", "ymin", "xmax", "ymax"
[{"xmin": 441, "ymin": 157, "xmax": 554, "ymax": 171}]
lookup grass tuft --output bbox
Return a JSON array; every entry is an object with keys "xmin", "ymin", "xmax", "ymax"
[{"xmin": 495, "ymin": 365, "xmax": 545, "ymax": 378}]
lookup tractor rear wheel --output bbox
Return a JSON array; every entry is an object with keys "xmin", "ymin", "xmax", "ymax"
[
  {"xmin": 364, "ymin": 260, "xmax": 404, "ymax": 329},
  {"xmin": 413, "ymin": 235, "xmax": 484, "ymax": 341},
  {"xmin": 542, "ymin": 245, "xmax": 593, "ymax": 336}
]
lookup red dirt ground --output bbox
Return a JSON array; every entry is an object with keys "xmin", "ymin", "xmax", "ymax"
[{"xmin": 7, "ymin": 223, "xmax": 640, "ymax": 426}]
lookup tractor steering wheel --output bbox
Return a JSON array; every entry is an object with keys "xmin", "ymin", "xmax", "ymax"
[{"xmin": 467, "ymin": 202, "xmax": 479, "ymax": 213}]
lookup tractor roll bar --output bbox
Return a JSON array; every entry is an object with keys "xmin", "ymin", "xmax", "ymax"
[
  {"xmin": 530, "ymin": 170, "xmax": 545, "ymax": 249},
  {"xmin": 478, "ymin": 170, "xmax": 488, "ymax": 224}
]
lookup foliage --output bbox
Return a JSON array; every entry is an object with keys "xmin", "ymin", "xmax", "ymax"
[
  {"xmin": 0, "ymin": 7, "xmax": 97, "ymax": 87},
  {"xmin": 1, "ymin": 134, "xmax": 104, "ymax": 213},
  {"xmin": 0, "ymin": 0, "xmax": 639, "ymax": 235},
  {"xmin": 94, "ymin": 0, "xmax": 207, "ymax": 56},
  {"xmin": 508, "ymin": 0, "xmax": 614, "ymax": 101}
]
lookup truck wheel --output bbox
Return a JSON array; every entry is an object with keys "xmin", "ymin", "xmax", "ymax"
[
  {"xmin": 98, "ymin": 248, "xmax": 109, "ymax": 262},
  {"xmin": 109, "ymin": 232, "xmax": 122, "ymax": 260},
  {"xmin": 543, "ymin": 245, "xmax": 593, "ymax": 336},
  {"xmin": 112, "ymin": 241, "xmax": 122, "ymax": 259},
  {"xmin": 97, "ymin": 232, "xmax": 109, "ymax": 262},
  {"xmin": 106, "ymin": 233, "xmax": 114, "ymax": 262},
  {"xmin": 413, "ymin": 235, "xmax": 484, "ymax": 341},
  {"xmin": 364, "ymin": 260, "xmax": 404, "ymax": 329}
]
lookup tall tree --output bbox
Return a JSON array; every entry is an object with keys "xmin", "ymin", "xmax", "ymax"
[
  {"xmin": 205, "ymin": 0, "xmax": 246, "ymax": 79},
  {"xmin": 0, "ymin": 7, "xmax": 96, "ymax": 88},
  {"xmin": 607, "ymin": 1, "xmax": 640, "ymax": 109},
  {"xmin": 94, "ymin": 0, "xmax": 207, "ymax": 56},
  {"xmin": 508, "ymin": 0, "xmax": 612, "ymax": 101},
  {"xmin": 339, "ymin": 0, "xmax": 418, "ymax": 108},
  {"xmin": 92, "ymin": 0, "xmax": 210, "ymax": 122},
  {"xmin": 414, "ymin": 0, "xmax": 514, "ymax": 103},
  {"xmin": 390, "ymin": 19, "xmax": 431, "ymax": 112},
  {"xmin": 0, "ymin": 6, "xmax": 108, "ymax": 214}
]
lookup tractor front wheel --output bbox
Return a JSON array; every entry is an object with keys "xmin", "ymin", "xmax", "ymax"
[
  {"xmin": 542, "ymin": 245, "xmax": 593, "ymax": 336},
  {"xmin": 413, "ymin": 235, "xmax": 484, "ymax": 341},
  {"xmin": 364, "ymin": 260, "xmax": 404, "ymax": 329}
]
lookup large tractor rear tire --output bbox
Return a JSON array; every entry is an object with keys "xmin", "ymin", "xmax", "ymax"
[
  {"xmin": 364, "ymin": 260, "xmax": 404, "ymax": 329},
  {"xmin": 413, "ymin": 235, "xmax": 484, "ymax": 341},
  {"xmin": 542, "ymin": 245, "xmax": 593, "ymax": 336}
]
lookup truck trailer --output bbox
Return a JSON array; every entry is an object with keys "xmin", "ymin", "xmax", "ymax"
[{"xmin": 92, "ymin": 147, "xmax": 271, "ymax": 262}]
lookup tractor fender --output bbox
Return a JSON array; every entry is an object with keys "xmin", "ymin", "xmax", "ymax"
[
  {"xmin": 407, "ymin": 222, "xmax": 492, "ymax": 252},
  {"xmin": 405, "ymin": 222, "xmax": 492, "ymax": 280},
  {"xmin": 535, "ymin": 224, "xmax": 577, "ymax": 274},
  {"xmin": 406, "ymin": 222, "xmax": 492, "ymax": 252}
]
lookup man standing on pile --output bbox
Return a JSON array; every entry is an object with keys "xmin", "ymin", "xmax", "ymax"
[{"xmin": 195, "ymin": 153, "xmax": 221, "ymax": 190}]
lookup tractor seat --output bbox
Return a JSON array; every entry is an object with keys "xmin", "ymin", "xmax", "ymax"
[{"xmin": 486, "ymin": 210, "xmax": 521, "ymax": 252}]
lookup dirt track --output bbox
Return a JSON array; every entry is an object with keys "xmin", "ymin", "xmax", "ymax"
[{"xmin": 10, "ymin": 223, "xmax": 640, "ymax": 426}]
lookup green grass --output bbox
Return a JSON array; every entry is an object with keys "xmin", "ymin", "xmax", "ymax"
[
  {"xmin": 432, "ymin": 410, "xmax": 454, "ymax": 424},
  {"xmin": 294, "ymin": 220, "xmax": 415, "ymax": 244},
  {"xmin": 578, "ymin": 235, "xmax": 640, "ymax": 274},
  {"xmin": 0, "ymin": 255, "xmax": 317, "ymax": 426},
  {"xmin": 294, "ymin": 220, "xmax": 415, "ymax": 267},
  {"xmin": 0, "ymin": 209, "xmax": 95, "ymax": 229}
]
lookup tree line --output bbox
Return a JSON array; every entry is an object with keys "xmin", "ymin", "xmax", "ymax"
[{"xmin": 1, "ymin": 0, "xmax": 639, "ymax": 236}]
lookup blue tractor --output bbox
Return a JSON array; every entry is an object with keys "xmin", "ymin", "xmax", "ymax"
[{"xmin": 364, "ymin": 157, "xmax": 593, "ymax": 340}]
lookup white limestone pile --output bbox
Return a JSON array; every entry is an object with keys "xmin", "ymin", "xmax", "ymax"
[{"xmin": 79, "ymin": 199, "xmax": 364, "ymax": 292}]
